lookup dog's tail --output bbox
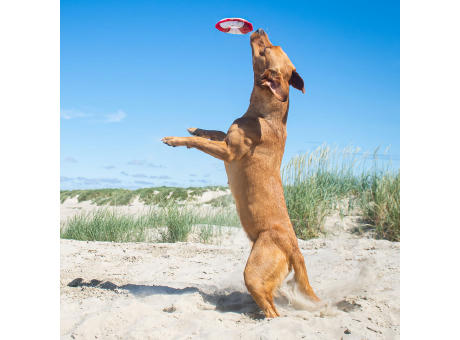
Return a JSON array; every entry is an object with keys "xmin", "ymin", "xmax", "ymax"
[{"xmin": 291, "ymin": 249, "xmax": 320, "ymax": 302}]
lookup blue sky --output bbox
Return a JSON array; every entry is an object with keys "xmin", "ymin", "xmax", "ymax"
[{"xmin": 61, "ymin": 0, "xmax": 399, "ymax": 190}]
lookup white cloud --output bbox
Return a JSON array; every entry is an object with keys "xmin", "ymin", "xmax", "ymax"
[
  {"xmin": 60, "ymin": 108, "xmax": 127, "ymax": 123},
  {"xmin": 132, "ymin": 173, "xmax": 148, "ymax": 178},
  {"xmin": 60, "ymin": 109, "xmax": 91, "ymax": 120},
  {"xmin": 127, "ymin": 159, "xmax": 164, "ymax": 168},
  {"xmin": 63, "ymin": 156, "xmax": 77, "ymax": 163},
  {"xmin": 105, "ymin": 110, "xmax": 126, "ymax": 123},
  {"xmin": 60, "ymin": 176, "xmax": 122, "ymax": 187}
]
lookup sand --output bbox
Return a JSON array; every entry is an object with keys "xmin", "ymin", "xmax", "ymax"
[{"xmin": 60, "ymin": 196, "xmax": 400, "ymax": 339}]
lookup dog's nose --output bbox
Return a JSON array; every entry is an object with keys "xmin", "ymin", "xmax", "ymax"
[{"xmin": 256, "ymin": 28, "xmax": 265, "ymax": 35}]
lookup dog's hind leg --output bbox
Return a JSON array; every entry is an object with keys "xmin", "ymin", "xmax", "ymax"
[
  {"xmin": 244, "ymin": 231, "xmax": 290, "ymax": 318},
  {"xmin": 187, "ymin": 127, "xmax": 227, "ymax": 141},
  {"xmin": 291, "ymin": 248, "xmax": 320, "ymax": 302}
]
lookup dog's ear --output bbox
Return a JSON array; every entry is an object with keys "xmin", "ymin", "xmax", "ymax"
[
  {"xmin": 289, "ymin": 70, "xmax": 305, "ymax": 94},
  {"xmin": 260, "ymin": 69, "xmax": 289, "ymax": 102}
]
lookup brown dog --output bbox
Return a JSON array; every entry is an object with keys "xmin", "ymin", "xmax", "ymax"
[{"xmin": 162, "ymin": 29, "xmax": 319, "ymax": 318}]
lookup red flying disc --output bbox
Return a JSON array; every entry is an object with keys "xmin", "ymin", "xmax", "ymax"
[{"xmin": 215, "ymin": 18, "xmax": 253, "ymax": 35}]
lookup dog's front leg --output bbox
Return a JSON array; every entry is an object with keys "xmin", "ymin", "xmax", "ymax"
[
  {"xmin": 187, "ymin": 127, "xmax": 227, "ymax": 141},
  {"xmin": 161, "ymin": 136, "xmax": 235, "ymax": 162}
]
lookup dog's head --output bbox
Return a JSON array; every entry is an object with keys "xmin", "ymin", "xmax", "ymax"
[{"xmin": 250, "ymin": 29, "xmax": 305, "ymax": 102}]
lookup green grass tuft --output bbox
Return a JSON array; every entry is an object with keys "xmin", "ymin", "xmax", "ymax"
[
  {"xmin": 159, "ymin": 205, "xmax": 195, "ymax": 242},
  {"xmin": 282, "ymin": 145, "xmax": 399, "ymax": 241},
  {"xmin": 60, "ymin": 209, "xmax": 157, "ymax": 242},
  {"xmin": 60, "ymin": 203, "xmax": 240, "ymax": 243},
  {"xmin": 359, "ymin": 173, "xmax": 400, "ymax": 241}
]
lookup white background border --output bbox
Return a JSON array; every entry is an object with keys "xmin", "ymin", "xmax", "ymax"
[
  {"xmin": 401, "ymin": 0, "xmax": 460, "ymax": 338},
  {"xmin": 1, "ymin": 0, "xmax": 60, "ymax": 338},
  {"xmin": 1, "ymin": 0, "xmax": 460, "ymax": 338}
]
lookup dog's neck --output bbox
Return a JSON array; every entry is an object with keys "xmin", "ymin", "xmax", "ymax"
[{"xmin": 244, "ymin": 86, "xmax": 289, "ymax": 124}]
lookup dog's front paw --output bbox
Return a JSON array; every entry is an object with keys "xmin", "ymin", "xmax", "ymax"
[{"xmin": 161, "ymin": 137, "xmax": 181, "ymax": 147}]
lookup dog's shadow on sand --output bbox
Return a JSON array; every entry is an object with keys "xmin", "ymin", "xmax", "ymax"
[{"xmin": 67, "ymin": 278, "xmax": 264, "ymax": 319}]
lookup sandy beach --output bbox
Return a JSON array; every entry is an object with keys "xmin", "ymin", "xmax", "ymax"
[{"xmin": 60, "ymin": 195, "xmax": 399, "ymax": 339}]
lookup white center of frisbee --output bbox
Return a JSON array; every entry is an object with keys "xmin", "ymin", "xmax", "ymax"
[{"xmin": 220, "ymin": 20, "xmax": 244, "ymax": 29}]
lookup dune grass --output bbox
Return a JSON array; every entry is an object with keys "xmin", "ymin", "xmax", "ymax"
[
  {"xmin": 60, "ymin": 186, "xmax": 227, "ymax": 206},
  {"xmin": 60, "ymin": 146, "xmax": 399, "ymax": 243},
  {"xmin": 197, "ymin": 225, "xmax": 219, "ymax": 244},
  {"xmin": 159, "ymin": 205, "xmax": 195, "ymax": 242},
  {"xmin": 159, "ymin": 205, "xmax": 239, "ymax": 243},
  {"xmin": 60, "ymin": 209, "xmax": 155, "ymax": 242},
  {"xmin": 60, "ymin": 204, "xmax": 240, "ymax": 243},
  {"xmin": 282, "ymin": 145, "xmax": 399, "ymax": 241},
  {"xmin": 359, "ymin": 173, "xmax": 400, "ymax": 241},
  {"xmin": 206, "ymin": 194, "xmax": 235, "ymax": 208}
]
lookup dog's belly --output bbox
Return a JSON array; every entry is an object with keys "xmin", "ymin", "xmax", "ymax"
[{"xmin": 225, "ymin": 160, "xmax": 291, "ymax": 241}]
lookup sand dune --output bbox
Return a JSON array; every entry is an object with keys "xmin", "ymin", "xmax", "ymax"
[{"xmin": 60, "ymin": 189, "xmax": 231, "ymax": 222}]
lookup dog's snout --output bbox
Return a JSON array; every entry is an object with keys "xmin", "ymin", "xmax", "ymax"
[{"xmin": 256, "ymin": 28, "xmax": 265, "ymax": 35}]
